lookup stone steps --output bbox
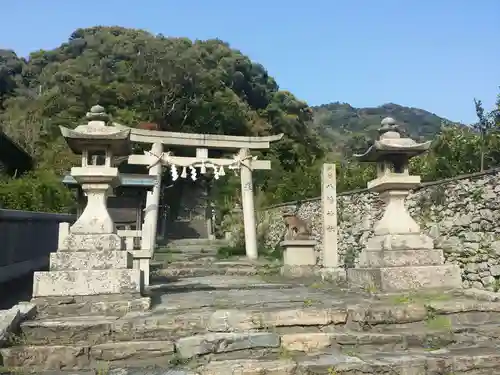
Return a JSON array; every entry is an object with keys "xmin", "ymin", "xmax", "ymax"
[
  {"xmin": 5, "ymin": 297, "xmax": 500, "ymax": 371},
  {"xmin": 13, "ymin": 314, "xmax": 500, "ymax": 348},
  {"xmin": 156, "ymin": 239, "xmax": 229, "ymax": 254},
  {"xmin": 199, "ymin": 346, "xmax": 500, "ymax": 375},
  {"xmin": 30, "ymin": 296, "xmax": 151, "ymax": 319},
  {"xmin": 7, "ymin": 347, "xmax": 498, "ymax": 375},
  {"xmin": 153, "ymin": 253, "xmax": 218, "ymax": 263},
  {"xmin": 165, "ymin": 239, "xmax": 229, "ymax": 247},
  {"xmin": 5, "ymin": 278, "xmax": 500, "ymax": 373},
  {"xmin": 155, "ymin": 267, "xmax": 259, "ymax": 278},
  {"xmin": 2, "ymin": 340, "xmax": 500, "ymax": 373},
  {"xmin": 152, "ymin": 260, "xmax": 276, "ymax": 278},
  {"xmin": 159, "ymin": 245, "xmax": 221, "ymax": 253}
]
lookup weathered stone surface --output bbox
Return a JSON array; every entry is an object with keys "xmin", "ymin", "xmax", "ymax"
[
  {"xmin": 21, "ymin": 316, "xmax": 117, "ymax": 345},
  {"xmin": 361, "ymin": 249, "xmax": 445, "ymax": 267},
  {"xmin": 281, "ymin": 332, "xmax": 332, "ymax": 352},
  {"xmin": 32, "ymin": 295, "xmax": 150, "ymax": 318},
  {"xmin": 91, "ymin": 340, "xmax": 175, "ymax": 361},
  {"xmin": 0, "ymin": 308, "xmax": 20, "ymax": 346},
  {"xmin": 32, "ymin": 269, "xmax": 141, "ymax": 297},
  {"xmin": 16, "ymin": 301, "xmax": 37, "ymax": 320},
  {"xmin": 206, "ymin": 310, "xmax": 256, "ymax": 332},
  {"xmin": 200, "ymin": 359, "xmax": 297, "ymax": 375},
  {"xmin": 280, "ymin": 265, "xmax": 316, "ymax": 278},
  {"xmin": 175, "ymin": 332, "xmax": 280, "ymax": 358},
  {"xmin": 157, "ymin": 266, "xmax": 259, "ymax": 277},
  {"xmin": 108, "ymin": 370, "xmax": 195, "ymax": 375},
  {"xmin": 461, "ymin": 288, "xmax": 500, "ymax": 301},
  {"xmin": 62, "ymin": 233, "xmax": 122, "ymax": 252},
  {"xmin": 50, "ymin": 250, "xmax": 133, "ymax": 271},
  {"xmin": 0, "ymin": 345, "xmax": 91, "ymax": 369},
  {"xmin": 297, "ymin": 352, "xmax": 368, "ymax": 373},
  {"xmin": 262, "ymin": 307, "xmax": 347, "ymax": 326},
  {"xmin": 281, "ymin": 240, "xmax": 317, "ymax": 266},
  {"xmin": 349, "ymin": 303, "xmax": 429, "ymax": 324}
]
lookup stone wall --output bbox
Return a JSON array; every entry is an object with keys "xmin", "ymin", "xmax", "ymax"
[{"xmin": 258, "ymin": 168, "xmax": 500, "ymax": 291}]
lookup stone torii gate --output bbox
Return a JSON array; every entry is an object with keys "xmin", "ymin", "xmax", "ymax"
[{"xmin": 117, "ymin": 124, "xmax": 283, "ymax": 260}]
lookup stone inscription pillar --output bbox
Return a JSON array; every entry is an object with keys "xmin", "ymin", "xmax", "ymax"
[
  {"xmin": 321, "ymin": 163, "xmax": 339, "ymax": 268},
  {"xmin": 239, "ymin": 148, "xmax": 258, "ymax": 260}
]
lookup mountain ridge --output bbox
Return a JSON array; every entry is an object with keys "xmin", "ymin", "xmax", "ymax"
[{"xmin": 310, "ymin": 101, "xmax": 462, "ymax": 154}]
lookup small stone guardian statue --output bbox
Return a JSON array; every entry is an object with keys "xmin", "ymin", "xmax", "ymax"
[
  {"xmin": 280, "ymin": 210, "xmax": 317, "ymax": 277},
  {"xmin": 282, "ymin": 211, "xmax": 312, "ymax": 240}
]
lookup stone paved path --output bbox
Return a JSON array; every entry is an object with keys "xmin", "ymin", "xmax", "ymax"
[{"xmin": 3, "ymin": 257, "xmax": 500, "ymax": 374}]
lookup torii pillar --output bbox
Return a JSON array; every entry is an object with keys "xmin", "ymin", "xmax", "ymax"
[
  {"xmin": 142, "ymin": 142, "xmax": 163, "ymax": 254},
  {"xmin": 239, "ymin": 148, "xmax": 258, "ymax": 260}
]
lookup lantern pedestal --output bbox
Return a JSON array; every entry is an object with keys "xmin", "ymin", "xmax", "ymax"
[
  {"xmin": 347, "ymin": 120, "xmax": 462, "ymax": 292},
  {"xmin": 348, "ymin": 176, "xmax": 462, "ymax": 292}
]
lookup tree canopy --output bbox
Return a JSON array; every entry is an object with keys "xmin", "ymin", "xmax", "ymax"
[{"xmin": 0, "ymin": 26, "xmax": 324, "ymax": 211}]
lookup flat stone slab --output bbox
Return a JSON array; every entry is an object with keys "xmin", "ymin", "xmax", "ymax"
[{"xmin": 33, "ymin": 269, "xmax": 142, "ymax": 297}]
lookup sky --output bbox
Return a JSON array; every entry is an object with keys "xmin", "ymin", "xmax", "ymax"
[{"xmin": 1, "ymin": 0, "xmax": 499, "ymax": 124}]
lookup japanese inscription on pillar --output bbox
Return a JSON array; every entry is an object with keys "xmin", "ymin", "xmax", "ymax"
[{"xmin": 321, "ymin": 163, "xmax": 339, "ymax": 267}]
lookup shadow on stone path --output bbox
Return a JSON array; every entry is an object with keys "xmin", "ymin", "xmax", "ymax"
[{"xmin": 0, "ymin": 272, "xmax": 35, "ymax": 310}]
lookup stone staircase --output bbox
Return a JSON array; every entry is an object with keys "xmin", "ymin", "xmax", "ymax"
[
  {"xmin": 154, "ymin": 238, "xmax": 227, "ymax": 261},
  {"xmin": 151, "ymin": 238, "xmax": 275, "ymax": 278},
  {"xmin": 3, "ymin": 269, "xmax": 500, "ymax": 374}
]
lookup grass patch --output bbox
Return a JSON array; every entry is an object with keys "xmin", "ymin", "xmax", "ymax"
[
  {"xmin": 390, "ymin": 291, "xmax": 453, "ymax": 305},
  {"xmin": 216, "ymin": 245, "xmax": 246, "ymax": 259},
  {"xmin": 425, "ymin": 315, "xmax": 452, "ymax": 331},
  {"xmin": 216, "ymin": 244, "xmax": 282, "ymax": 261}
]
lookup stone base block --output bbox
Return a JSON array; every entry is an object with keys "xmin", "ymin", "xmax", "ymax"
[
  {"xmin": 50, "ymin": 250, "xmax": 133, "ymax": 271},
  {"xmin": 360, "ymin": 249, "xmax": 445, "ymax": 268},
  {"xmin": 130, "ymin": 250, "xmax": 151, "ymax": 287},
  {"xmin": 33, "ymin": 269, "xmax": 141, "ymax": 297},
  {"xmin": 61, "ymin": 233, "xmax": 122, "ymax": 251},
  {"xmin": 280, "ymin": 265, "xmax": 316, "ymax": 278},
  {"xmin": 31, "ymin": 294, "xmax": 150, "ymax": 318},
  {"xmin": 281, "ymin": 240, "xmax": 317, "ymax": 266},
  {"xmin": 347, "ymin": 264, "xmax": 462, "ymax": 292},
  {"xmin": 365, "ymin": 234, "xmax": 434, "ymax": 251},
  {"xmin": 320, "ymin": 267, "xmax": 347, "ymax": 282}
]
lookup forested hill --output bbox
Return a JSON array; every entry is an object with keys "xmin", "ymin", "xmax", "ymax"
[
  {"xmin": 0, "ymin": 26, "xmax": 497, "ymax": 212},
  {"xmin": 311, "ymin": 102, "xmax": 458, "ymax": 154},
  {"xmin": 0, "ymin": 26, "xmax": 325, "ymax": 207}
]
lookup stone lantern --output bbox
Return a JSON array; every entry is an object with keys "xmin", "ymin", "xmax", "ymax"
[
  {"xmin": 347, "ymin": 117, "xmax": 461, "ymax": 292},
  {"xmin": 59, "ymin": 105, "xmax": 131, "ymax": 249},
  {"xmin": 31, "ymin": 106, "xmax": 149, "ymax": 312}
]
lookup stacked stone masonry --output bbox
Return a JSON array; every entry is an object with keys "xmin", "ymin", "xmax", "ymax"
[{"xmin": 258, "ymin": 168, "xmax": 500, "ymax": 291}]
